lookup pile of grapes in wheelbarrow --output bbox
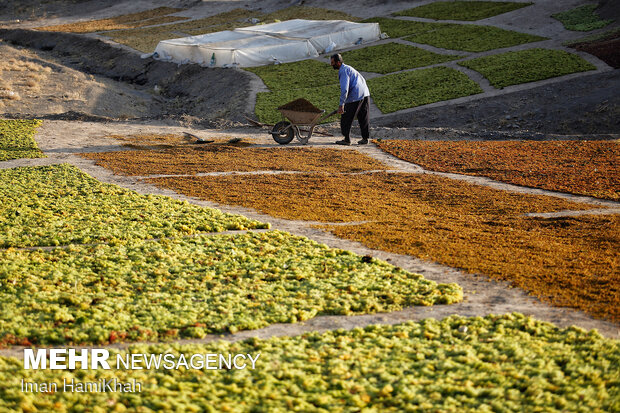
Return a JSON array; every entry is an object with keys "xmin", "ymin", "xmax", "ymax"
[{"xmin": 246, "ymin": 98, "xmax": 337, "ymax": 145}]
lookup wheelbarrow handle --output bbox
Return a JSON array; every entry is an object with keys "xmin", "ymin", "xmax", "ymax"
[
  {"xmin": 307, "ymin": 109, "xmax": 339, "ymax": 130},
  {"xmin": 322, "ymin": 109, "xmax": 338, "ymax": 120}
]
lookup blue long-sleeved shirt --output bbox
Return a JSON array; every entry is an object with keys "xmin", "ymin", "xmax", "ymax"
[{"xmin": 338, "ymin": 63, "xmax": 370, "ymax": 106}]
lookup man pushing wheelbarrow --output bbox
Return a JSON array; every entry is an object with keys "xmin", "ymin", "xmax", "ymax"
[
  {"xmin": 259, "ymin": 53, "xmax": 371, "ymax": 145},
  {"xmin": 330, "ymin": 53, "xmax": 371, "ymax": 145}
]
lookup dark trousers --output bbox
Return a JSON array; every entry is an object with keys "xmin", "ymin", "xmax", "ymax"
[{"xmin": 341, "ymin": 96, "xmax": 370, "ymax": 141}]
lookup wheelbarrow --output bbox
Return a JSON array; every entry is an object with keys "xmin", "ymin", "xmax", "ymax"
[{"xmin": 270, "ymin": 108, "xmax": 338, "ymax": 145}]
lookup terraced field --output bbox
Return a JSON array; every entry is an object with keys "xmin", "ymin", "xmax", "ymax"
[
  {"xmin": 99, "ymin": 7, "xmax": 359, "ymax": 53},
  {"xmin": 341, "ymin": 43, "xmax": 461, "ymax": 74},
  {"xmin": 1, "ymin": 0, "xmax": 618, "ymax": 410},
  {"xmin": 36, "ymin": 7, "xmax": 187, "ymax": 33},
  {"xmin": 367, "ymin": 67, "xmax": 483, "ymax": 113},
  {"xmin": 49, "ymin": 3, "xmax": 599, "ymax": 119},
  {"xmin": 393, "ymin": 1, "xmax": 533, "ymax": 21},
  {"xmin": 459, "ymin": 49, "xmax": 596, "ymax": 88}
]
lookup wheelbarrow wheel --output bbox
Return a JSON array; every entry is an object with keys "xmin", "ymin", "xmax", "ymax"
[{"xmin": 271, "ymin": 121, "xmax": 295, "ymax": 145}]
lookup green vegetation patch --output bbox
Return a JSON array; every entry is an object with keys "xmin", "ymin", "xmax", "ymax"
[
  {"xmin": 108, "ymin": 8, "xmax": 256, "ymax": 52},
  {"xmin": 0, "ymin": 119, "xmax": 44, "ymax": 161},
  {"xmin": 246, "ymin": 60, "xmax": 341, "ymax": 123},
  {"xmin": 364, "ymin": 17, "xmax": 545, "ymax": 52},
  {"xmin": 247, "ymin": 60, "xmax": 341, "ymax": 123},
  {"xmin": 363, "ymin": 17, "xmax": 442, "ymax": 38},
  {"xmin": 0, "ymin": 164, "xmax": 267, "ymax": 248},
  {"xmin": 2, "ymin": 314, "xmax": 618, "ymax": 411},
  {"xmin": 564, "ymin": 26, "xmax": 620, "ymax": 46},
  {"xmin": 252, "ymin": 55, "xmax": 483, "ymax": 120},
  {"xmin": 0, "ymin": 231, "xmax": 461, "ymax": 345},
  {"xmin": 394, "ymin": 1, "xmax": 533, "ymax": 21},
  {"xmin": 238, "ymin": 5, "xmax": 360, "ymax": 28},
  {"xmin": 368, "ymin": 66, "xmax": 483, "ymax": 113},
  {"xmin": 109, "ymin": 7, "xmax": 359, "ymax": 52},
  {"xmin": 254, "ymin": 84, "xmax": 340, "ymax": 124},
  {"xmin": 403, "ymin": 22, "xmax": 545, "ymax": 52},
  {"xmin": 245, "ymin": 60, "xmax": 335, "ymax": 90},
  {"xmin": 458, "ymin": 48, "xmax": 597, "ymax": 88},
  {"xmin": 341, "ymin": 42, "xmax": 461, "ymax": 74},
  {"xmin": 552, "ymin": 4, "xmax": 614, "ymax": 32},
  {"xmin": 36, "ymin": 7, "xmax": 187, "ymax": 33}
]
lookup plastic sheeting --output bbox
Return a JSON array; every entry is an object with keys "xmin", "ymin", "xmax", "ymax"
[{"xmin": 154, "ymin": 19, "xmax": 380, "ymax": 67}]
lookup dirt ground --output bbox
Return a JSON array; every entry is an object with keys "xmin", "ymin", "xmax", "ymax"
[
  {"xmin": 0, "ymin": 41, "xmax": 157, "ymax": 118},
  {"xmin": 0, "ymin": 0, "xmax": 417, "ymax": 24},
  {"xmin": 373, "ymin": 69, "xmax": 620, "ymax": 135},
  {"xmin": 573, "ymin": 32, "xmax": 620, "ymax": 69},
  {"xmin": 0, "ymin": 28, "xmax": 254, "ymax": 126}
]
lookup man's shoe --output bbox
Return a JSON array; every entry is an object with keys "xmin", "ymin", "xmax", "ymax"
[
  {"xmin": 358, "ymin": 139, "xmax": 369, "ymax": 145},
  {"xmin": 335, "ymin": 139, "xmax": 351, "ymax": 145}
]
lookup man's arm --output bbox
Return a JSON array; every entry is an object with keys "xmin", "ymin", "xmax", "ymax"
[{"xmin": 338, "ymin": 69, "xmax": 350, "ymax": 113}]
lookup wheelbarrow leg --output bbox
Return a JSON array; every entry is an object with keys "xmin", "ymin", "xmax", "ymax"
[
  {"xmin": 294, "ymin": 125, "xmax": 311, "ymax": 145},
  {"xmin": 297, "ymin": 115, "xmax": 324, "ymax": 145},
  {"xmin": 297, "ymin": 125, "xmax": 315, "ymax": 145},
  {"xmin": 298, "ymin": 109, "xmax": 337, "ymax": 145}
]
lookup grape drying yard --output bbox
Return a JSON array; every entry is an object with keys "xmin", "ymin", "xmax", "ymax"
[{"xmin": 1, "ymin": 0, "xmax": 619, "ymax": 412}]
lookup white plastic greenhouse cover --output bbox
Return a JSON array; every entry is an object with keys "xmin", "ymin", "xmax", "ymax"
[{"xmin": 153, "ymin": 19, "xmax": 381, "ymax": 67}]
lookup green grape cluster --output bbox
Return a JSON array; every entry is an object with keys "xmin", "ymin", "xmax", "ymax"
[
  {"xmin": 0, "ymin": 119, "xmax": 44, "ymax": 161},
  {"xmin": 0, "ymin": 231, "xmax": 461, "ymax": 345},
  {"xmin": 1, "ymin": 314, "xmax": 616, "ymax": 412},
  {"xmin": 0, "ymin": 164, "xmax": 268, "ymax": 248}
]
